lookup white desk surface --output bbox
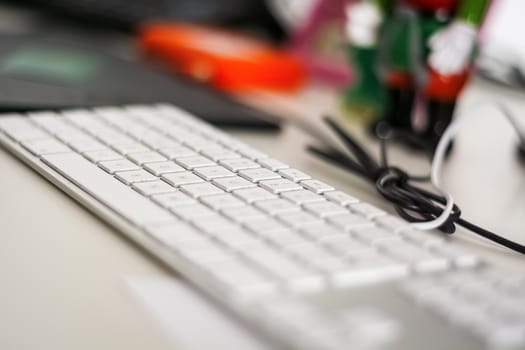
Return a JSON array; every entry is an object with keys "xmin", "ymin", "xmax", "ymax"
[{"xmin": 1, "ymin": 78, "xmax": 524, "ymax": 349}]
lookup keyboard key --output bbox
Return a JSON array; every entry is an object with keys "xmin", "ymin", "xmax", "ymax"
[
  {"xmin": 321, "ymin": 236, "xmax": 371, "ymax": 256},
  {"xmin": 254, "ymin": 198, "xmax": 300, "ymax": 215},
  {"xmin": 83, "ymin": 149, "xmax": 123, "ymax": 163},
  {"xmin": 218, "ymin": 158, "xmax": 260, "ymax": 172},
  {"xmin": 327, "ymin": 213, "xmax": 374, "ymax": 231},
  {"xmin": 300, "ymin": 223, "xmax": 346, "ymax": 241},
  {"xmin": 112, "ymin": 142, "xmax": 150, "ymax": 155},
  {"xmin": 303, "ymin": 201, "xmax": 348, "ymax": 218},
  {"xmin": 180, "ymin": 182, "xmax": 224, "ymax": 198},
  {"xmin": 278, "ymin": 168, "xmax": 311, "ymax": 182},
  {"xmin": 115, "ymin": 169, "xmax": 157, "ymax": 185},
  {"xmin": 257, "ymin": 158, "xmax": 289, "ymax": 171},
  {"xmin": 194, "ymin": 166, "xmax": 235, "ymax": 181},
  {"xmin": 144, "ymin": 222, "xmax": 205, "ymax": 244},
  {"xmin": 143, "ymin": 161, "xmax": 185, "ymax": 176},
  {"xmin": 238, "ymin": 168, "xmax": 281, "ymax": 182},
  {"xmin": 21, "ymin": 138, "xmax": 71, "ymax": 156},
  {"xmin": 280, "ymin": 190, "xmax": 325, "ymax": 205},
  {"xmin": 300, "ymin": 179, "xmax": 334, "ymax": 194},
  {"xmin": 352, "ymin": 226, "xmax": 401, "ymax": 245},
  {"xmin": 132, "ymin": 180, "xmax": 177, "ymax": 196},
  {"xmin": 158, "ymin": 145, "xmax": 197, "ymax": 159},
  {"xmin": 98, "ymin": 159, "xmax": 140, "ymax": 174},
  {"xmin": 232, "ymin": 187, "xmax": 277, "ymax": 203},
  {"xmin": 200, "ymin": 193, "xmax": 245, "ymax": 210},
  {"xmin": 212, "ymin": 176, "xmax": 256, "ymax": 192},
  {"xmin": 259, "ymin": 178, "xmax": 302, "ymax": 194},
  {"xmin": 236, "ymin": 146, "xmax": 268, "ymax": 160},
  {"xmin": 243, "ymin": 218, "xmax": 289, "ymax": 234},
  {"xmin": 329, "ymin": 251, "xmax": 409, "ymax": 287},
  {"xmin": 222, "ymin": 206, "xmax": 266, "ymax": 223},
  {"xmin": 127, "ymin": 151, "xmax": 167, "ymax": 165},
  {"xmin": 161, "ymin": 172, "xmax": 204, "ymax": 187},
  {"xmin": 323, "ymin": 191, "xmax": 360, "ymax": 206},
  {"xmin": 350, "ymin": 203, "xmax": 387, "ymax": 219},
  {"xmin": 276, "ymin": 211, "xmax": 323, "ymax": 229},
  {"xmin": 175, "ymin": 155, "xmax": 215, "ymax": 169},
  {"xmin": 200, "ymin": 147, "xmax": 240, "ymax": 161},
  {"xmin": 379, "ymin": 241, "xmax": 449, "ymax": 273},
  {"xmin": 152, "ymin": 191, "xmax": 196, "ymax": 208}
]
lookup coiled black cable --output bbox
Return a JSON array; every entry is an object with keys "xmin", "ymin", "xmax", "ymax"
[{"xmin": 308, "ymin": 116, "xmax": 525, "ymax": 255}]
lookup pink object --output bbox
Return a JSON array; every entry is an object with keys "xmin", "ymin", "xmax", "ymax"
[{"xmin": 289, "ymin": 0, "xmax": 354, "ymax": 86}]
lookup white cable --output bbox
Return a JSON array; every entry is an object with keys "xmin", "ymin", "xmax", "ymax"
[{"xmin": 410, "ymin": 101, "xmax": 524, "ymax": 231}]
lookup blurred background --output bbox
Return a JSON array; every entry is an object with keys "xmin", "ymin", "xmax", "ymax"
[{"xmin": 0, "ymin": 0, "xmax": 523, "ymax": 134}]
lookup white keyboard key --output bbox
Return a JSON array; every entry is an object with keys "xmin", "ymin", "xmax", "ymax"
[
  {"xmin": 350, "ymin": 203, "xmax": 387, "ymax": 219},
  {"xmin": 152, "ymin": 191, "xmax": 196, "ymax": 208},
  {"xmin": 327, "ymin": 213, "xmax": 374, "ymax": 231},
  {"xmin": 398, "ymin": 229, "xmax": 444, "ymax": 247},
  {"xmin": 180, "ymin": 182, "xmax": 224, "ymax": 198},
  {"xmin": 303, "ymin": 201, "xmax": 348, "ymax": 218},
  {"xmin": 21, "ymin": 138, "xmax": 71, "ymax": 156},
  {"xmin": 259, "ymin": 178, "xmax": 302, "ymax": 194},
  {"xmin": 238, "ymin": 168, "xmax": 281, "ymax": 182},
  {"xmin": 276, "ymin": 211, "xmax": 323, "ymax": 229},
  {"xmin": 143, "ymin": 161, "xmax": 185, "ymax": 176},
  {"xmin": 380, "ymin": 241, "xmax": 449, "ymax": 273},
  {"xmin": 200, "ymin": 193, "xmax": 246, "ymax": 210},
  {"xmin": 177, "ymin": 244, "xmax": 236, "ymax": 265},
  {"xmin": 115, "ymin": 169, "xmax": 157, "ymax": 185},
  {"xmin": 29, "ymin": 113, "xmax": 73, "ymax": 134},
  {"xmin": 127, "ymin": 151, "xmax": 167, "ymax": 165},
  {"xmin": 330, "ymin": 251, "xmax": 409, "ymax": 287},
  {"xmin": 41, "ymin": 153, "xmax": 173, "ymax": 225},
  {"xmin": 261, "ymin": 230, "xmax": 309, "ymax": 247},
  {"xmin": 200, "ymin": 147, "xmax": 240, "ymax": 161},
  {"xmin": 161, "ymin": 172, "xmax": 204, "ymax": 187},
  {"xmin": 321, "ymin": 236, "xmax": 372, "ymax": 256},
  {"xmin": 132, "ymin": 180, "xmax": 177, "ymax": 196},
  {"xmin": 244, "ymin": 218, "xmax": 289, "ymax": 234},
  {"xmin": 352, "ymin": 226, "xmax": 401, "ymax": 245},
  {"xmin": 430, "ymin": 244, "xmax": 479, "ymax": 269},
  {"xmin": 57, "ymin": 133, "xmax": 105, "ymax": 152},
  {"xmin": 323, "ymin": 190, "xmax": 360, "ymax": 206},
  {"xmin": 280, "ymin": 190, "xmax": 325, "ymax": 205},
  {"xmin": 284, "ymin": 243, "xmax": 335, "ymax": 264},
  {"xmin": 257, "ymin": 158, "xmax": 289, "ymax": 171},
  {"xmin": 300, "ymin": 223, "xmax": 346, "ymax": 241},
  {"xmin": 212, "ymin": 176, "xmax": 256, "ymax": 192},
  {"xmin": 374, "ymin": 215, "xmax": 408, "ymax": 232},
  {"xmin": 158, "ymin": 145, "xmax": 197, "ymax": 159},
  {"xmin": 99, "ymin": 159, "xmax": 140, "ymax": 174},
  {"xmin": 236, "ymin": 146, "xmax": 268, "ymax": 160},
  {"xmin": 232, "ymin": 187, "xmax": 277, "ymax": 203},
  {"xmin": 83, "ymin": 149, "xmax": 123, "ymax": 163},
  {"xmin": 300, "ymin": 179, "xmax": 334, "ymax": 194},
  {"xmin": 175, "ymin": 155, "xmax": 215, "ymax": 169},
  {"xmin": 142, "ymin": 135, "xmax": 181, "ymax": 150},
  {"xmin": 218, "ymin": 158, "xmax": 260, "ymax": 172},
  {"xmin": 0, "ymin": 115, "xmax": 33, "ymax": 131},
  {"xmin": 111, "ymin": 142, "xmax": 150, "ymax": 155},
  {"xmin": 192, "ymin": 217, "xmax": 237, "ymax": 233},
  {"xmin": 170, "ymin": 203, "xmax": 217, "ymax": 221},
  {"xmin": 194, "ymin": 166, "xmax": 235, "ymax": 181},
  {"xmin": 278, "ymin": 168, "xmax": 311, "ymax": 182},
  {"xmin": 254, "ymin": 198, "xmax": 300, "ymax": 215},
  {"xmin": 222, "ymin": 206, "xmax": 266, "ymax": 223}
]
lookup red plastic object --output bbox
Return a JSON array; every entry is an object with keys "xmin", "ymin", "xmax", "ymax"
[{"xmin": 139, "ymin": 23, "xmax": 307, "ymax": 92}]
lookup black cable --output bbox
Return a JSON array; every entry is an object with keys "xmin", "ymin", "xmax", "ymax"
[{"xmin": 308, "ymin": 116, "xmax": 525, "ymax": 255}]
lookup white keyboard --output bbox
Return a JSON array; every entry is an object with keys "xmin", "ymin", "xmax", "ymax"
[{"xmin": 1, "ymin": 104, "xmax": 523, "ymax": 350}]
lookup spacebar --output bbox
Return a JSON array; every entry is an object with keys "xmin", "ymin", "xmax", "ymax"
[{"xmin": 41, "ymin": 153, "xmax": 173, "ymax": 226}]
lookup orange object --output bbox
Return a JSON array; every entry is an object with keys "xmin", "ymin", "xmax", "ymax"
[{"xmin": 139, "ymin": 23, "xmax": 307, "ymax": 92}]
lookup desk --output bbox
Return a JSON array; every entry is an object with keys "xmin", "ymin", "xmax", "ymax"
[{"xmin": 1, "ymin": 78, "xmax": 524, "ymax": 349}]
